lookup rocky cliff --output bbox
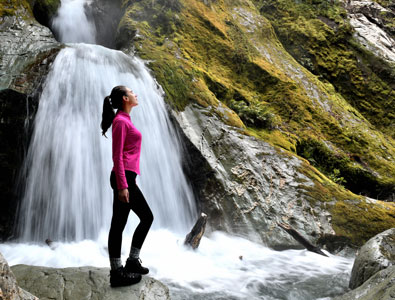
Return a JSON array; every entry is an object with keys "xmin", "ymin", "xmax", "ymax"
[
  {"xmin": 0, "ymin": 1, "xmax": 61, "ymax": 240},
  {"xmin": 114, "ymin": 0, "xmax": 395, "ymax": 247}
]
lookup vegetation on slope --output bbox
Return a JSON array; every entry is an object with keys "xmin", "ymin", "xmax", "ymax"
[
  {"xmin": 0, "ymin": 0, "xmax": 60, "ymax": 26},
  {"xmin": 255, "ymin": 0, "xmax": 394, "ymax": 139},
  {"xmin": 114, "ymin": 0, "xmax": 395, "ymax": 244},
  {"xmin": 117, "ymin": 0, "xmax": 394, "ymax": 199}
]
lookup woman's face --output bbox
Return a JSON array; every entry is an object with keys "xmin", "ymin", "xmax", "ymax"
[{"xmin": 124, "ymin": 88, "xmax": 138, "ymax": 107}]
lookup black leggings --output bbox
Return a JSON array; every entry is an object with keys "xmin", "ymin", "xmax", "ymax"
[{"xmin": 108, "ymin": 170, "xmax": 154, "ymax": 258}]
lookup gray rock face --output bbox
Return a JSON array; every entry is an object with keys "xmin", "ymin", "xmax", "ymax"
[
  {"xmin": 0, "ymin": 252, "xmax": 38, "ymax": 300},
  {"xmin": 334, "ymin": 265, "xmax": 395, "ymax": 300},
  {"xmin": 343, "ymin": 0, "xmax": 395, "ymax": 62},
  {"xmin": 85, "ymin": 0, "xmax": 124, "ymax": 48},
  {"xmin": 0, "ymin": 12, "xmax": 61, "ymax": 94},
  {"xmin": 0, "ymin": 11, "xmax": 61, "ymax": 240},
  {"xmin": 349, "ymin": 228, "xmax": 395, "ymax": 289},
  {"xmin": 173, "ymin": 104, "xmax": 335, "ymax": 249},
  {"xmin": 11, "ymin": 265, "xmax": 170, "ymax": 300}
]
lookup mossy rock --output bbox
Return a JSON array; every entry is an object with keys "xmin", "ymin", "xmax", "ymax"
[
  {"xmin": 0, "ymin": 0, "xmax": 60, "ymax": 25},
  {"xmin": 30, "ymin": 0, "xmax": 61, "ymax": 27},
  {"xmin": 0, "ymin": 0, "xmax": 31, "ymax": 17},
  {"xmin": 116, "ymin": 0, "xmax": 395, "ymax": 206},
  {"xmin": 255, "ymin": 0, "xmax": 395, "ymax": 139}
]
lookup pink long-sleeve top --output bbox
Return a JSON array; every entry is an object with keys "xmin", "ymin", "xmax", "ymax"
[{"xmin": 112, "ymin": 110, "xmax": 142, "ymax": 190}]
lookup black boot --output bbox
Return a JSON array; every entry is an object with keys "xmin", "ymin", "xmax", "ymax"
[
  {"xmin": 125, "ymin": 258, "xmax": 149, "ymax": 275},
  {"xmin": 110, "ymin": 266, "xmax": 142, "ymax": 287}
]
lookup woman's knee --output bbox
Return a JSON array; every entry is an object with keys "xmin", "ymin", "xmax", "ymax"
[{"xmin": 147, "ymin": 211, "xmax": 154, "ymax": 225}]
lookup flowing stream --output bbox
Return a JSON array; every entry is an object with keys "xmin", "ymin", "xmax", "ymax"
[{"xmin": 0, "ymin": 0, "xmax": 354, "ymax": 299}]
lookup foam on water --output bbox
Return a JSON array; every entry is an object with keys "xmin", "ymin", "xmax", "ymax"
[{"xmin": 0, "ymin": 230, "xmax": 354, "ymax": 300}]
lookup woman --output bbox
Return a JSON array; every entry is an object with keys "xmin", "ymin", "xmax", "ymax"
[{"xmin": 101, "ymin": 85, "xmax": 154, "ymax": 287}]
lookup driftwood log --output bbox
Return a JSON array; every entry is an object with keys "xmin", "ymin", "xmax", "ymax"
[
  {"xmin": 45, "ymin": 238, "xmax": 58, "ymax": 250},
  {"xmin": 278, "ymin": 222, "xmax": 328, "ymax": 257},
  {"xmin": 184, "ymin": 213, "xmax": 207, "ymax": 249}
]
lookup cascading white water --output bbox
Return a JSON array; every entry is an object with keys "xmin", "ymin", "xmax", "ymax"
[
  {"xmin": 52, "ymin": 0, "xmax": 96, "ymax": 44},
  {"xmin": 1, "ymin": 230, "xmax": 353, "ymax": 300},
  {"xmin": 17, "ymin": 0, "xmax": 197, "ymax": 242}
]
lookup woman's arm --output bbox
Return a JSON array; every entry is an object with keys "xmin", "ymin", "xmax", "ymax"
[{"xmin": 112, "ymin": 119, "xmax": 128, "ymax": 192}]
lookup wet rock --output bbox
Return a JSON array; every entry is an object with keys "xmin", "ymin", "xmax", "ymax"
[
  {"xmin": 31, "ymin": 0, "xmax": 61, "ymax": 28},
  {"xmin": 0, "ymin": 11, "xmax": 61, "ymax": 240},
  {"xmin": 345, "ymin": 0, "xmax": 395, "ymax": 35},
  {"xmin": 343, "ymin": 0, "xmax": 395, "ymax": 62},
  {"xmin": 0, "ymin": 252, "xmax": 38, "ymax": 300},
  {"xmin": 334, "ymin": 265, "xmax": 395, "ymax": 300},
  {"xmin": 11, "ymin": 264, "xmax": 170, "ymax": 300},
  {"xmin": 172, "ymin": 104, "xmax": 395, "ymax": 249},
  {"xmin": 0, "ymin": 12, "xmax": 61, "ymax": 94},
  {"xmin": 85, "ymin": 0, "xmax": 124, "ymax": 48},
  {"xmin": 349, "ymin": 227, "xmax": 395, "ymax": 289},
  {"xmin": 173, "ymin": 104, "xmax": 336, "ymax": 249}
]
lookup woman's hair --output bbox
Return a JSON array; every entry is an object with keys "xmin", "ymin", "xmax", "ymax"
[{"xmin": 101, "ymin": 85, "xmax": 128, "ymax": 137}]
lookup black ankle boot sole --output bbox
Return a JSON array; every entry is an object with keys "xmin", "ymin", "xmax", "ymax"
[{"xmin": 110, "ymin": 267, "xmax": 142, "ymax": 287}]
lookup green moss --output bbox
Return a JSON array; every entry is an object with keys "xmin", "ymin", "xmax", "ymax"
[
  {"xmin": 255, "ymin": 0, "xmax": 395, "ymax": 139},
  {"xmin": 296, "ymin": 137, "xmax": 395, "ymax": 199},
  {"xmin": 0, "ymin": 0, "xmax": 31, "ymax": 17},
  {"xmin": 117, "ymin": 0, "xmax": 395, "ymax": 204},
  {"xmin": 148, "ymin": 59, "xmax": 194, "ymax": 110},
  {"xmin": 246, "ymin": 127, "xmax": 296, "ymax": 152},
  {"xmin": 31, "ymin": 0, "xmax": 61, "ymax": 26},
  {"xmin": 0, "ymin": 0, "xmax": 60, "ymax": 25},
  {"xmin": 229, "ymin": 100, "xmax": 280, "ymax": 130},
  {"xmin": 331, "ymin": 199, "xmax": 395, "ymax": 246},
  {"xmin": 297, "ymin": 159, "xmax": 395, "ymax": 246}
]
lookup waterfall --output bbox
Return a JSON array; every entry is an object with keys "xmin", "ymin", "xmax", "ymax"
[
  {"xmin": 17, "ymin": 0, "xmax": 197, "ymax": 242},
  {"xmin": 52, "ymin": 0, "xmax": 96, "ymax": 44}
]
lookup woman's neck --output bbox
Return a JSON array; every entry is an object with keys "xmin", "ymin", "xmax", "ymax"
[{"xmin": 121, "ymin": 107, "xmax": 132, "ymax": 114}]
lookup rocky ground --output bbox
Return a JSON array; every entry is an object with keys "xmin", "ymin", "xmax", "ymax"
[{"xmin": 0, "ymin": 251, "xmax": 170, "ymax": 300}]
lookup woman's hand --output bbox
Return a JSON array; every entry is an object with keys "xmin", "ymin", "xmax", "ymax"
[{"xmin": 118, "ymin": 189, "xmax": 129, "ymax": 203}]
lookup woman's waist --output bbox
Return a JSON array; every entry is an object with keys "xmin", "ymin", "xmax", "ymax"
[{"xmin": 110, "ymin": 169, "xmax": 138, "ymax": 189}]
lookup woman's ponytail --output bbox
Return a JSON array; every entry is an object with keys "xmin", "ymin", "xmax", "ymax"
[
  {"xmin": 100, "ymin": 86, "xmax": 128, "ymax": 137},
  {"xmin": 101, "ymin": 96, "xmax": 115, "ymax": 137}
]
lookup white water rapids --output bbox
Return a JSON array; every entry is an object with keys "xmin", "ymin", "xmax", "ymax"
[{"xmin": 0, "ymin": 0, "xmax": 354, "ymax": 299}]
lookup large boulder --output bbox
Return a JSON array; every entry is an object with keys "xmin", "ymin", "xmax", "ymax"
[
  {"xmin": 334, "ymin": 265, "xmax": 395, "ymax": 300},
  {"xmin": 173, "ymin": 104, "xmax": 326, "ymax": 249},
  {"xmin": 0, "ymin": 252, "xmax": 38, "ymax": 300},
  {"xmin": 172, "ymin": 104, "xmax": 395, "ymax": 250},
  {"xmin": 349, "ymin": 227, "xmax": 395, "ymax": 289},
  {"xmin": 0, "ymin": 9, "xmax": 61, "ymax": 240},
  {"xmin": 11, "ymin": 264, "xmax": 170, "ymax": 300}
]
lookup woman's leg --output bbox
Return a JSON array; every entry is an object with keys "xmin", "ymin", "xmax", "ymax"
[
  {"xmin": 128, "ymin": 183, "xmax": 154, "ymax": 249},
  {"xmin": 108, "ymin": 172, "xmax": 131, "ymax": 259},
  {"xmin": 124, "ymin": 171, "xmax": 153, "ymax": 275}
]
